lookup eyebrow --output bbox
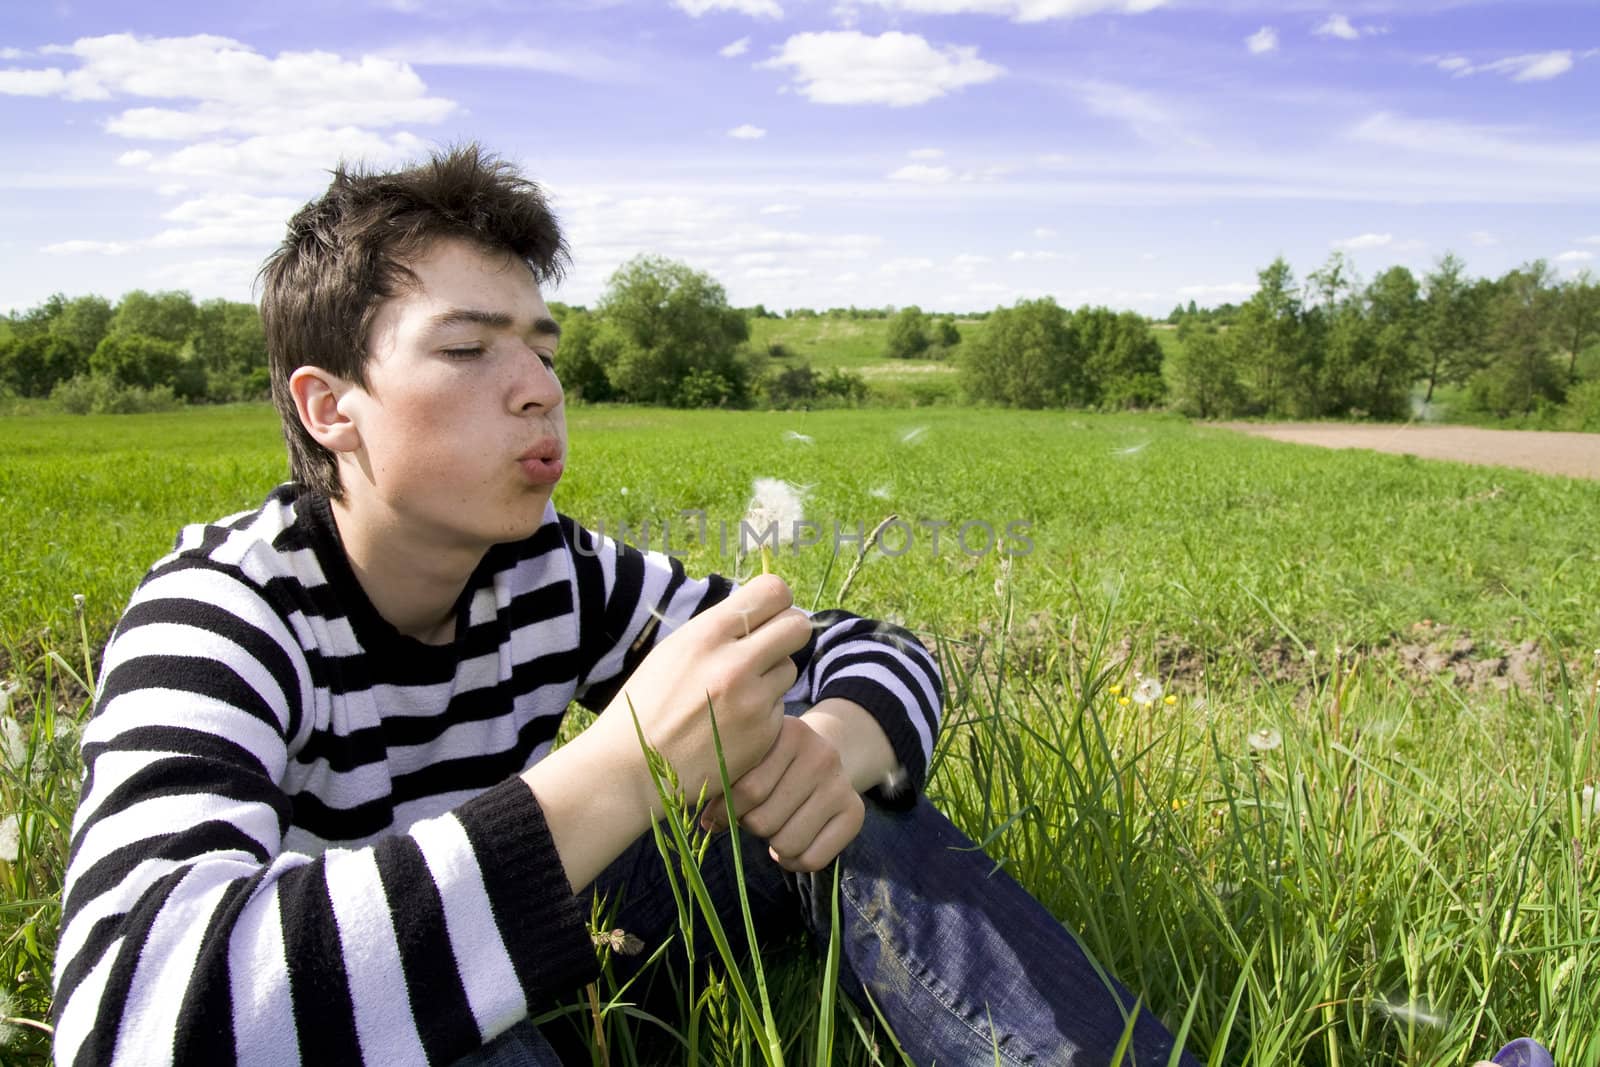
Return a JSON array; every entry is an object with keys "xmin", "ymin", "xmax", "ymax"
[{"xmin": 427, "ymin": 307, "xmax": 562, "ymax": 339}]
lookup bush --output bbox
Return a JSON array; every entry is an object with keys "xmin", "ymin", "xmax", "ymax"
[
  {"xmin": 51, "ymin": 374, "xmax": 181, "ymax": 415},
  {"xmin": 1558, "ymin": 379, "xmax": 1600, "ymax": 431}
]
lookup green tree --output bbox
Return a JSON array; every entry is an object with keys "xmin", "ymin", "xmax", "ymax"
[
  {"xmin": 1418, "ymin": 253, "xmax": 1489, "ymax": 405},
  {"xmin": 1073, "ymin": 307, "xmax": 1165, "ymax": 408},
  {"xmin": 1472, "ymin": 260, "xmax": 1562, "ymax": 416},
  {"xmin": 1169, "ymin": 321, "xmax": 1244, "ymax": 418},
  {"xmin": 961, "ymin": 297, "xmax": 1081, "ymax": 408},
  {"xmin": 1554, "ymin": 270, "xmax": 1599, "ymax": 384},
  {"xmin": 594, "ymin": 255, "xmax": 750, "ymax": 407},
  {"xmin": 109, "ymin": 290, "xmax": 199, "ymax": 346},
  {"xmin": 1361, "ymin": 265, "xmax": 1422, "ymax": 418},
  {"xmin": 50, "ymin": 295, "xmax": 114, "ymax": 357},
  {"xmin": 1232, "ymin": 258, "xmax": 1305, "ymax": 415},
  {"xmin": 0, "ymin": 333, "xmax": 86, "ymax": 397},
  {"xmin": 886, "ymin": 306, "xmax": 931, "ymax": 359},
  {"xmin": 90, "ymin": 332, "xmax": 182, "ymax": 390},
  {"xmin": 551, "ymin": 309, "xmax": 619, "ymax": 403},
  {"xmin": 934, "ymin": 315, "xmax": 961, "ymax": 350}
]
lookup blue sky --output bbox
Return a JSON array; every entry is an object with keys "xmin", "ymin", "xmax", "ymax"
[{"xmin": 2, "ymin": 0, "xmax": 1597, "ymax": 317}]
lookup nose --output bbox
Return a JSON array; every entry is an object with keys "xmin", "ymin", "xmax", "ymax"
[{"xmin": 513, "ymin": 348, "xmax": 563, "ymax": 413}]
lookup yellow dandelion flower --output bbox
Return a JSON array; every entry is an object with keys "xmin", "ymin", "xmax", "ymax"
[
  {"xmin": 1118, "ymin": 696, "xmax": 1130, "ymax": 706},
  {"xmin": 1164, "ymin": 694, "xmax": 1178, "ymax": 706},
  {"xmin": 1108, "ymin": 684, "xmax": 1122, "ymax": 696}
]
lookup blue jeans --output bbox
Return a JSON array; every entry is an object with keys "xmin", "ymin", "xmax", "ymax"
[{"xmin": 460, "ymin": 796, "xmax": 1198, "ymax": 1065}]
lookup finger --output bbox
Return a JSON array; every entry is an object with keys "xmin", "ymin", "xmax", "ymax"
[
  {"xmin": 739, "ymin": 608, "xmax": 812, "ymax": 676},
  {"xmin": 709, "ymin": 574, "xmax": 793, "ymax": 642},
  {"xmin": 762, "ymin": 785, "xmax": 855, "ymax": 863},
  {"xmin": 778, "ymin": 798, "xmax": 865, "ymax": 873},
  {"xmin": 728, "ymin": 727, "xmax": 799, "ymax": 819}
]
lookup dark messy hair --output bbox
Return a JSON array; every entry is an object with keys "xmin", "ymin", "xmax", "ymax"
[{"xmin": 258, "ymin": 143, "xmax": 568, "ymax": 498}]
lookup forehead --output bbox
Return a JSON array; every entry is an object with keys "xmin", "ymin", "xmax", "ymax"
[{"xmin": 385, "ymin": 236, "xmax": 548, "ymax": 320}]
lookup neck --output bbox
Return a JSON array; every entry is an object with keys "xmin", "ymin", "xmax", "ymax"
[{"xmin": 329, "ymin": 496, "xmax": 484, "ymax": 645}]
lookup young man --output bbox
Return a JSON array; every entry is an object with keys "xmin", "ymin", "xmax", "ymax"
[{"xmin": 53, "ymin": 145, "xmax": 1197, "ymax": 1066}]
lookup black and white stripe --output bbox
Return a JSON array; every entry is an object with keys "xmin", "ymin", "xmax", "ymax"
[{"xmin": 53, "ymin": 483, "xmax": 942, "ymax": 1065}]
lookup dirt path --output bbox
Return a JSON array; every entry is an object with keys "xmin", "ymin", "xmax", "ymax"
[{"xmin": 1216, "ymin": 422, "xmax": 1600, "ymax": 480}]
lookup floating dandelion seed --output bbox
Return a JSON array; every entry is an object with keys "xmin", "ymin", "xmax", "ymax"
[
  {"xmin": 0, "ymin": 813, "xmax": 19, "ymax": 864},
  {"xmin": 0, "ymin": 716, "xmax": 24, "ymax": 769},
  {"xmin": 1369, "ymin": 994, "xmax": 1448, "ymax": 1030},
  {"xmin": 782, "ymin": 430, "xmax": 815, "ymax": 445},
  {"xmin": 868, "ymin": 484, "xmax": 892, "ymax": 501},
  {"xmin": 1247, "ymin": 727, "xmax": 1283, "ymax": 752},
  {"xmin": 1132, "ymin": 678, "xmax": 1164, "ymax": 706},
  {"xmin": 1112, "ymin": 442, "xmax": 1148, "ymax": 457},
  {"xmin": 898, "ymin": 426, "xmax": 928, "ymax": 445}
]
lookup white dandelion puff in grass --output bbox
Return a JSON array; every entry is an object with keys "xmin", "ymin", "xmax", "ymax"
[
  {"xmin": 741, "ymin": 477, "xmax": 806, "ymax": 557},
  {"xmin": 0, "ymin": 716, "xmax": 25, "ymax": 770},
  {"xmin": 898, "ymin": 426, "xmax": 928, "ymax": 446},
  {"xmin": 1247, "ymin": 727, "xmax": 1283, "ymax": 752},
  {"xmin": 0, "ymin": 813, "xmax": 20, "ymax": 864},
  {"xmin": 1132, "ymin": 678, "xmax": 1164, "ymax": 706},
  {"xmin": 1369, "ymin": 994, "xmax": 1448, "ymax": 1030},
  {"xmin": 869, "ymin": 484, "xmax": 892, "ymax": 501},
  {"xmin": 619, "ymin": 486, "xmax": 629, "ymax": 496},
  {"xmin": 782, "ymin": 430, "xmax": 815, "ymax": 445},
  {"xmin": 1112, "ymin": 441, "xmax": 1149, "ymax": 457}
]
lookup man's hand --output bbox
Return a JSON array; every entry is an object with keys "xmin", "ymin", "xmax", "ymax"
[
  {"xmin": 601, "ymin": 573, "xmax": 811, "ymax": 811},
  {"xmin": 702, "ymin": 715, "xmax": 866, "ymax": 872}
]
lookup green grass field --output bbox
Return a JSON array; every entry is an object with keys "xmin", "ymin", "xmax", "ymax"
[{"xmin": 2, "ymin": 405, "xmax": 1597, "ymax": 1063}]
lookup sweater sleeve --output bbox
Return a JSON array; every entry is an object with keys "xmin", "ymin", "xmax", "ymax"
[
  {"xmin": 52, "ymin": 561, "xmax": 596, "ymax": 1067},
  {"xmin": 563, "ymin": 518, "xmax": 943, "ymax": 800}
]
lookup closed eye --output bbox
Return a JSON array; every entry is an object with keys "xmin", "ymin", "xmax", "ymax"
[{"xmin": 441, "ymin": 345, "xmax": 484, "ymax": 360}]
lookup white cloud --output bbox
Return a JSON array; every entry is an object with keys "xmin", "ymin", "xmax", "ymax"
[
  {"xmin": 41, "ymin": 240, "xmax": 135, "ymax": 255},
  {"xmin": 148, "ymin": 128, "xmax": 432, "ymax": 185},
  {"xmin": 0, "ymin": 48, "xmax": 29, "ymax": 60},
  {"xmin": 745, "ymin": 266, "xmax": 809, "ymax": 280},
  {"xmin": 1580, "ymin": 235, "xmax": 1600, "ymax": 246},
  {"xmin": 148, "ymin": 193, "xmax": 301, "ymax": 247},
  {"xmin": 760, "ymin": 31, "xmax": 1002, "ymax": 107},
  {"xmin": 387, "ymin": 42, "xmax": 631, "ymax": 82},
  {"xmin": 1246, "ymin": 27, "xmax": 1278, "ymax": 55},
  {"xmin": 1469, "ymin": 230, "xmax": 1499, "ymax": 247},
  {"xmin": 760, "ymin": 203, "xmax": 800, "ymax": 215},
  {"xmin": 152, "ymin": 256, "xmax": 261, "ymax": 297},
  {"xmin": 1434, "ymin": 50, "xmax": 1575, "ymax": 82},
  {"xmin": 855, "ymin": 0, "xmax": 1166, "ymax": 23},
  {"xmin": 676, "ymin": 0, "xmax": 783, "ymax": 17},
  {"xmin": 116, "ymin": 149, "xmax": 153, "ymax": 166},
  {"xmin": 1177, "ymin": 282, "xmax": 1255, "ymax": 301},
  {"xmin": 15, "ymin": 35, "xmax": 455, "ymax": 135},
  {"xmin": 1008, "ymin": 250, "xmax": 1061, "ymax": 262},
  {"xmin": 728, "ymin": 124, "xmax": 767, "ymax": 139},
  {"xmin": 1349, "ymin": 112, "xmax": 1600, "ymax": 171},
  {"xmin": 720, "ymin": 37, "xmax": 752, "ymax": 58},
  {"xmin": 908, "ymin": 147, "xmax": 945, "ymax": 160},
  {"xmin": 1068, "ymin": 79, "xmax": 1199, "ymax": 146},
  {"xmin": 1332, "ymin": 232, "xmax": 1392, "ymax": 249},
  {"xmin": 0, "ymin": 67, "xmax": 82, "ymax": 96},
  {"xmin": 1033, "ymin": 227, "xmax": 1058, "ymax": 239},
  {"xmin": 1556, "ymin": 250, "xmax": 1595, "ymax": 263},
  {"xmin": 879, "ymin": 256, "xmax": 936, "ymax": 274},
  {"xmin": 1314, "ymin": 15, "xmax": 1360, "ymax": 40},
  {"xmin": 888, "ymin": 164, "xmax": 954, "ymax": 182},
  {"xmin": 950, "ymin": 253, "xmax": 992, "ymax": 268}
]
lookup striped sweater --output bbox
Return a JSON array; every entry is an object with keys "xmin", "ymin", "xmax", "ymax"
[{"xmin": 53, "ymin": 484, "xmax": 942, "ymax": 1066}]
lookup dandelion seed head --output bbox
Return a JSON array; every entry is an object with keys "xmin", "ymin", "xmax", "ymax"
[
  {"xmin": 73, "ymin": 592, "xmax": 86, "ymax": 613},
  {"xmin": 0, "ymin": 813, "xmax": 20, "ymax": 864},
  {"xmin": 898, "ymin": 426, "xmax": 928, "ymax": 446},
  {"xmin": 1133, "ymin": 678, "xmax": 1164, "ymax": 706},
  {"xmin": 742, "ymin": 477, "xmax": 806, "ymax": 550},
  {"xmin": 1369, "ymin": 994, "xmax": 1448, "ymax": 1030},
  {"xmin": 619, "ymin": 486, "xmax": 629, "ymax": 496},
  {"xmin": 783, "ymin": 430, "xmax": 815, "ymax": 445},
  {"xmin": 0, "ymin": 717, "xmax": 24, "ymax": 770},
  {"xmin": 1248, "ymin": 727, "xmax": 1283, "ymax": 752}
]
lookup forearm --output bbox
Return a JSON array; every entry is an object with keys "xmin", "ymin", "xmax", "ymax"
[{"xmin": 801, "ymin": 697, "xmax": 899, "ymax": 794}]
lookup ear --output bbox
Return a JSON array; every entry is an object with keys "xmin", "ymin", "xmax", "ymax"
[{"xmin": 289, "ymin": 366, "xmax": 362, "ymax": 454}]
